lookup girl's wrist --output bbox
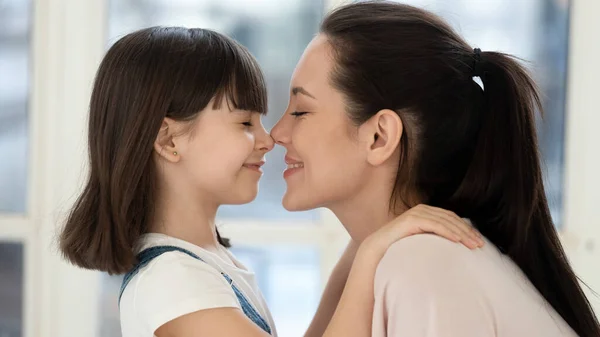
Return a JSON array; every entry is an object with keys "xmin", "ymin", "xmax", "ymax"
[{"xmin": 355, "ymin": 238, "xmax": 387, "ymax": 268}]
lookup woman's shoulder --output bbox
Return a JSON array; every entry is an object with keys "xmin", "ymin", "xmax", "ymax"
[{"xmin": 375, "ymin": 233, "xmax": 485, "ymax": 288}]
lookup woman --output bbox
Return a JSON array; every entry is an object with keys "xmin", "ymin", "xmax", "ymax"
[{"xmin": 271, "ymin": 1, "xmax": 600, "ymax": 336}]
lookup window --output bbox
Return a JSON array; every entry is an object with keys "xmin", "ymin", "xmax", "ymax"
[
  {"xmin": 0, "ymin": 0, "xmax": 31, "ymax": 214},
  {"xmin": 0, "ymin": 1, "xmax": 32, "ymax": 336},
  {"xmin": 6, "ymin": 1, "xmax": 598, "ymax": 337},
  {"xmin": 0, "ymin": 243, "xmax": 24, "ymax": 337}
]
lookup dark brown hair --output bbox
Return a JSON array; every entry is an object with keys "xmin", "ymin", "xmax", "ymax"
[
  {"xmin": 322, "ymin": 1, "xmax": 599, "ymax": 336},
  {"xmin": 59, "ymin": 27, "xmax": 267, "ymax": 275}
]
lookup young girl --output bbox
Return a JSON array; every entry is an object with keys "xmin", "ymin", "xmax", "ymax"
[{"xmin": 58, "ymin": 27, "xmax": 481, "ymax": 337}]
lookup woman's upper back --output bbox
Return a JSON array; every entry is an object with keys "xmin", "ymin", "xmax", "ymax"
[{"xmin": 372, "ymin": 233, "xmax": 578, "ymax": 337}]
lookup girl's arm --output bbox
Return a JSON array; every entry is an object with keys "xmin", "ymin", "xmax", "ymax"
[{"xmin": 304, "ymin": 240, "xmax": 359, "ymax": 337}]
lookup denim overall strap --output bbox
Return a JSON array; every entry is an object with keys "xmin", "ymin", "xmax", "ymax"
[
  {"xmin": 118, "ymin": 245, "xmax": 271, "ymax": 335},
  {"xmin": 221, "ymin": 273, "xmax": 272, "ymax": 334}
]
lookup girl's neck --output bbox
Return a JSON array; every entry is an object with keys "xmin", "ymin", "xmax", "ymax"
[{"xmin": 150, "ymin": 187, "xmax": 221, "ymax": 250}]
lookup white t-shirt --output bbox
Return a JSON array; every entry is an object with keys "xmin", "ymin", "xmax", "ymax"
[{"xmin": 119, "ymin": 233, "xmax": 277, "ymax": 337}]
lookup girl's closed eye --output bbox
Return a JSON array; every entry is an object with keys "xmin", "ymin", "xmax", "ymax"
[{"xmin": 242, "ymin": 121, "xmax": 253, "ymax": 127}]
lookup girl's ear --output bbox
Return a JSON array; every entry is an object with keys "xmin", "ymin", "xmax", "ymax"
[{"xmin": 154, "ymin": 118, "xmax": 181, "ymax": 163}]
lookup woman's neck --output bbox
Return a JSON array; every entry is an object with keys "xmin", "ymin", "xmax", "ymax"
[{"xmin": 328, "ymin": 184, "xmax": 406, "ymax": 243}]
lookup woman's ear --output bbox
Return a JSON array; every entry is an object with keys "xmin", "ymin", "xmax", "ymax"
[
  {"xmin": 154, "ymin": 118, "xmax": 181, "ymax": 163},
  {"xmin": 358, "ymin": 109, "xmax": 403, "ymax": 166}
]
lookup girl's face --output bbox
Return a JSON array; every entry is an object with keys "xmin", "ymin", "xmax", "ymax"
[
  {"xmin": 270, "ymin": 35, "xmax": 371, "ymax": 212},
  {"xmin": 158, "ymin": 98, "xmax": 274, "ymax": 206}
]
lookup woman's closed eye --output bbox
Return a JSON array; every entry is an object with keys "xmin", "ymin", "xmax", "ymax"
[{"xmin": 290, "ymin": 111, "xmax": 308, "ymax": 118}]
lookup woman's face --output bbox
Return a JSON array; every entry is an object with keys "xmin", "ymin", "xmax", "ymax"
[{"xmin": 270, "ymin": 35, "xmax": 370, "ymax": 211}]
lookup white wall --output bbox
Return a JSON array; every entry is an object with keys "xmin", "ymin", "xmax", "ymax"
[
  {"xmin": 562, "ymin": 0, "xmax": 600, "ymax": 315},
  {"xmin": 32, "ymin": 0, "xmax": 106, "ymax": 336}
]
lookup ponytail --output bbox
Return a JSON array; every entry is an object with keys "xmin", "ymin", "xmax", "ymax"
[
  {"xmin": 455, "ymin": 51, "xmax": 544, "ymax": 253},
  {"xmin": 454, "ymin": 51, "xmax": 600, "ymax": 336}
]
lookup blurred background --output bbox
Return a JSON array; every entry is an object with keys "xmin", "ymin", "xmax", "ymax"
[{"xmin": 0, "ymin": 0, "xmax": 599, "ymax": 336}]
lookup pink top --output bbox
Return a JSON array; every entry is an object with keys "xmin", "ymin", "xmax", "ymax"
[{"xmin": 372, "ymin": 234, "xmax": 578, "ymax": 337}]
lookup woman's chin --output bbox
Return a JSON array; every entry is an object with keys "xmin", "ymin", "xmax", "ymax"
[{"xmin": 281, "ymin": 192, "xmax": 318, "ymax": 212}]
